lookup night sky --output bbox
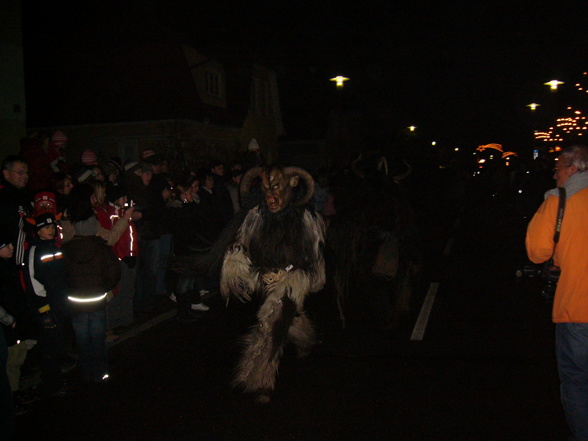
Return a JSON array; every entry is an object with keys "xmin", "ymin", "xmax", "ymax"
[{"xmin": 21, "ymin": 0, "xmax": 588, "ymax": 150}]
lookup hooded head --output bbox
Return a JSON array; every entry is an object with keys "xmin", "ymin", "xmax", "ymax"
[{"xmin": 27, "ymin": 212, "xmax": 60, "ymax": 241}]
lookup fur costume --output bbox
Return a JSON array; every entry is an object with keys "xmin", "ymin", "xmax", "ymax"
[{"xmin": 220, "ymin": 166, "xmax": 326, "ymax": 401}]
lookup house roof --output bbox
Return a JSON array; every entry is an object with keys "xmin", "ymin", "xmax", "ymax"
[{"xmin": 25, "ymin": 36, "xmax": 258, "ymax": 129}]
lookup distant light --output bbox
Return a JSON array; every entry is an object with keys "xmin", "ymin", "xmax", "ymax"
[
  {"xmin": 518, "ymin": 190, "xmax": 523, "ymax": 194},
  {"xmin": 454, "ymin": 147, "xmax": 459, "ymax": 152},
  {"xmin": 408, "ymin": 126, "xmax": 417, "ymax": 132},
  {"xmin": 431, "ymin": 141, "xmax": 436, "ymax": 146},
  {"xmin": 502, "ymin": 151, "xmax": 518, "ymax": 158},
  {"xmin": 478, "ymin": 158, "xmax": 486, "ymax": 163},
  {"xmin": 330, "ymin": 76, "xmax": 349, "ymax": 88},
  {"xmin": 544, "ymin": 79, "xmax": 564, "ymax": 90},
  {"xmin": 527, "ymin": 103, "xmax": 540, "ymax": 110},
  {"xmin": 477, "ymin": 143, "xmax": 503, "ymax": 152}
]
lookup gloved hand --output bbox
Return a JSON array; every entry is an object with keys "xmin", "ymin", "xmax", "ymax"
[
  {"xmin": 122, "ymin": 256, "xmax": 137, "ymax": 268},
  {"xmin": 40, "ymin": 311, "xmax": 57, "ymax": 329}
]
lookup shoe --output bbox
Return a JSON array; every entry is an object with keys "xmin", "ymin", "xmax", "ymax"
[
  {"xmin": 200, "ymin": 289, "xmax": 218, "ymax": 300},
  {"xmin": 191, "ymin": 303, "xmax": 209, "ymax": 312}
]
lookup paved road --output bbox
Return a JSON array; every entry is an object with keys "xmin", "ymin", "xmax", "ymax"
[{"xmin": 16, "ymin": 181, "xmax": 569, "ymax": 441}]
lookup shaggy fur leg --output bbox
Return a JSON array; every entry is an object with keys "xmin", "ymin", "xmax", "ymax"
[
  {"xmin": 288, "ymin": 312, "xmax": 316, "ymax": 358},
  {"xmin": 232, "ymin": 294, "xmax": 296, "ymax": 396}
]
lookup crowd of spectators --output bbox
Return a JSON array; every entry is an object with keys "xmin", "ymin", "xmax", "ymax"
[{"xmin": 0, "ymin": 130, "xmax": 275, "ymax": 436}]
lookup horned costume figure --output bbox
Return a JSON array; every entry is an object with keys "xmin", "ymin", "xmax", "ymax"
[{"xmin": 220, "ymin": 165, "xmax": 326, "ymax": 402}]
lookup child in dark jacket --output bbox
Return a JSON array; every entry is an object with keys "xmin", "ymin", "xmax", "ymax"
[
  {"xmin": 62, "ymin": 184, "xmax": 121, "ymax": 384},
  {"xmin": 23, "ymin": 213, "xmax": 69, "ymax": 397}
]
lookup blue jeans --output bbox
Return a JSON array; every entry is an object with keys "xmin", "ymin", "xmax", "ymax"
[
  {"xmin": 107, "ymin": 260, "xmax": 137, "ymax": 329},
  {"xmin": 37, "ymin": 320, "xmax": 65, "ymax": 392},
  {"xmin": 176, "ymin": 274, "xmax": 204, "ymax": 303},
  {"xmin": 556, "ymin": 322, "xmax": 588, "ymax": 441},
  {"xmin": 71, "ymin": 310, "xmax": 108, "ymax": 382},
  {"xmin": 134, "ymin": 238, "xmax": 159, "ymax": 314},
  {"xmin": 0, "ymin": 331, "xmax": 16, "ymax": 440},
  {"xmin": 156, "ymin": 234, "xmax": 172, "ymax": 297}
]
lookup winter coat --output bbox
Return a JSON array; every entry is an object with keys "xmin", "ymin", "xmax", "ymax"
[
  {"xmin": 0, "ymin": 182, "xmax": 32, "ymax": 264},
  {"xmin": 212, "ymin": 174, "xmax": 234, "ymax": 225},
  {"xmin": 23, "ymin": 237, "xmax": 69, "ymax": 319},
  {"xmin": 0, "ymin": 256, "xmax": 35, "ymax": 345},
  {"xmin": 95, "ymin": 204, "xmax": 138, "ymax": 261},
  {"xmin": 19, "ymin": 138, "xmax": 54, "ymax": 193},
  {"xmin": 125, "ymin": 173, "xmax": 163, "ymax": 240},
  {"xmin": 197, "ymin": 188, "xmax": 224, "ymax": 243},
  {"xmin": 526, "ymin": 173, "xmax": 588, "ymax": 323},
  {"xmin": 170, "ymin": 202, "xmax": 211, "ymax": 257},
  {"xmin": 62, "ymin": 236, "xmax": 121, "ymax": 313}
]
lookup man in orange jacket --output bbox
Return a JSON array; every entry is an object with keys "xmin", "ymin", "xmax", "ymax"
[{"xmin": 526, "ymin": 144, "xmax": 588, "ymax": 441}]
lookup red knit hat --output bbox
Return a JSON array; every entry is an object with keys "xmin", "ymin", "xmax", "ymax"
[
  {"xmin": 81, "ymin": 149, "xmax": 98, "ymax": 165},
  {"xmin": 51, "ymin": 130, "xmax": 68, "ymax": 147},
  {"xmin": 33, "ymin": 191, "xmax": 57, "ymax": 215}
]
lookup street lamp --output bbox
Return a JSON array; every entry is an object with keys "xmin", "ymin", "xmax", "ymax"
[
  {"xmin": 330, "ymin": 76, "xmax": 349, "ymax": 89},
  {"xmin": 544, "ymin": 79, "xmax": 564, "ymax": 91},
  {"xmin": 527, "ymin": 103, "xmax": 540, "ymax": 111},
  {"xmin": 408, "ymin": 125, "xmax": 417, "ymax": 132}
]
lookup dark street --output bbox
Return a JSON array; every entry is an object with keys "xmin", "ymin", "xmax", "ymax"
[{"xmin": 15, "ymin": 176, "xmax": 568, "ymax": 441}]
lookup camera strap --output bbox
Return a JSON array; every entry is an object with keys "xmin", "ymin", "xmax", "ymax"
[{"xmin": 553, "ymin": 187, "xmax": 566, "ymax": 244}]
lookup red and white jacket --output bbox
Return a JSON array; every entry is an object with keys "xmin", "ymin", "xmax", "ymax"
[{"xmin": 94, "ymin": 204, "xmax": 138, "ymax": 260}]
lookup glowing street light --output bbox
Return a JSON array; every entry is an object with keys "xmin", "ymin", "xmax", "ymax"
[
  {"xmin": 408, "ymin": 125, "xmax": 417, "ymax": 132},
  {"xmin": 330, "ymin": 76, "xmax": 349, "ymax": 88},
  {"xmin": 544, "ymin": 79, "xmax": 564, "ymax": 91},
  {"xmin": 527, "ymin": 103, "xmax": 540, "ymax": 111}
]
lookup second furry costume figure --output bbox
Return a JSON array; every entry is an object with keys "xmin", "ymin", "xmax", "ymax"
[{"xmin": 220, "ymin": 165, "xmax": 326, "ymax": 403}]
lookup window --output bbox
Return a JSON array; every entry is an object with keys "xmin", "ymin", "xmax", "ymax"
[
  {"xmin": 251, "ymin": 77, "xmax": 269, "ymax": 116},
  {"xmin": 205, "ymin": 70, "xmax": 223, "ymax": 98}
]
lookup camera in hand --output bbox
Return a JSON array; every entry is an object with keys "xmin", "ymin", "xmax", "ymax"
[{"xmin": 515, "ymin": 261, "xmax": 560, "ymax": 302}]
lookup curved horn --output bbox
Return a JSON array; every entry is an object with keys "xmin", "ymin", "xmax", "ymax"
[
  {"xmin": 284, "ymin": 167, "xmax": 315, "ymax": 206},
  {"xmin": 393, "ymin": 160, "xmax": 413, "ymax": 183},
  {"xmin": 350, "ymin": 153, "xmax": 365, "ymax": 179},
  {"xmin": 377, "ymin": 156, "xmax": 389, "ymax": 176},
  {"xmin": 239, "ymin": 166, "xmax": 262, "ymax": 207}
]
